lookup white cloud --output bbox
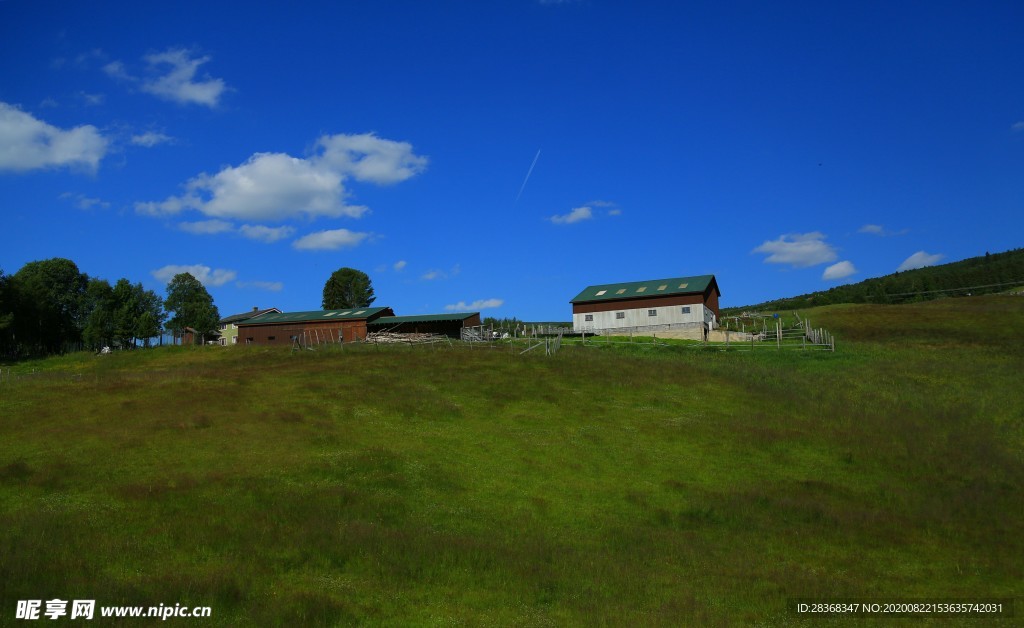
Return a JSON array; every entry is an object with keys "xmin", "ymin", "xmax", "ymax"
[
  {"xmin": 752, "ymin": 232, "xmax": 838, "ymax": 268},
  {"xmin": 445, "ymin": 298, "xmax": 504, "ymax": 311},
  {"xmin": 60, "ymin": 192, "xmax": 110, "ymax": 210},
  {"xmin": 151, "ymin": 264, "xmax": 237, "ymax": 287},
  {"xmin": 131, "ymin": 131, "xmax": 173, "ymax": 147},
  {"xmin": 317, "ymin": 133, "xmax": 428, "ymax": 184},
  {"xmin": 292, "ymin": 228, "xmax": 370, "ymax": 251},
  {"xmin": 550, "ymin": 206, "xmax": 593, "ymax": 224},
  {"xmin": 236, "ymin": 280, "xmax": 284, "ymax": 292},
  {"xmin": 1012, "ymin": 121, "xmax": 1024, "ymax": 132},
  {"xmin": 858, "ymin": 223, "xmax": 907, "ymax": 237},
  {"xmin": 0, "ymin": 102, "xmax": 108, "ymax": 172},
  {"xmin": 822, "ymin": 260, "xmax": 857, "ymax": 280},
  {"xmin": 178, "ymin": 219, "xmax": 234, "ymax": 235},
  {"xmin": 897, "ymin": 251, "xmax": 944, "ymax": 271},
  {"xmin": 136, "ymin": 133, "xmax": 426, "ymax": 224},
  {"xmin": 239, "ymin": 224, "xmax": 295, "ymax": 243},
  {"xmin": 77, "ymin": 92, "xmax": 105, "ymax": 106},
  {"xmin": 393, "ymin": 260, "xmax": 407, "ymax": 271},
  {"xmin": 141, "ymin": 48, "xmax": 227, "ymax": 107},
  {"xmin": 421, "ymin": 270, "xmax": 444, "ymax": 281},
  {"xmin": 103, "ymin": 60, "xmax": 131, "ymax": 81}
]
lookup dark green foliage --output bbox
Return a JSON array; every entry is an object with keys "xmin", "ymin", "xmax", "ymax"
[
  {"xmin": 726, "ymin": 247, "xmax": 1024, "ymax": 313},
  {"xmin": 12, "ymin": 258, "xmax": 88, "ymax": 355},
  {"xmin": 164, "ymin": 273, "xmax": 219, "ymax": 342},
  {"xmin": 322, "ymin": 267, "xmax": 375, "ymax": 309},
  {"xmin": 0, "ymin": 270, "xmax": 13, "ymax": 357}
]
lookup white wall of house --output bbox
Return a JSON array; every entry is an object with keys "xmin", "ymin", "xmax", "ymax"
[{"xmin": 573, "ymin": 303, "xmax": 716, "ymax": 333}]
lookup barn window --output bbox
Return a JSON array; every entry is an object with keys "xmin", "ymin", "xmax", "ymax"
[
  {"xmin": 615, "ymin": 312, "xmax": 625, "ymax": 319},
  {"xmin": 636, "ymin": 286, "xmax": 647, "ymax": 293},
  {"xmin": 657, "ymin": 284, "xmax": 668, "ymax": 291},
  {"xmin": 681, "ymin": 307, "xmax": 691, "ymax": 314},
  {"xmin": 648, "ymin": 310, "xmax": 657, "ymax": 316},
  {"xmin": 584, "ymin": 314, "xmax": 593, "ymax": 321},
  {"xmin": 268, "ymin": 336, "xmax": 276, "ymax": 341},
  {"xmin": 616, "ymin": 289, "xmax": 626, "ymax": 294},
  {"xmin": 595, "ymin": 290, "xmax": 607, "ymax": 296},
  {"xmin": 353, "ymin": 310, "xmax": 366, "ymax": 315},
  {"xmin": 678, "ymin": 283, "xmax": 689, "ymax": 289}
]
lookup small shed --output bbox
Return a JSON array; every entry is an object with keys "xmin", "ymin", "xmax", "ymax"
[{"xmin": 367, "ymin": 312, "xmax": 482, "ymax": 338}]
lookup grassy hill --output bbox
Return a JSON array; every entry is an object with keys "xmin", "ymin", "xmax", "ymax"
[
  {"xmin": 1, "ymin": 295, "xmax": 1022, "ymax": 624},
  {"xmin": 723, "ymin": 247, "xmax": 1024, "ymax": 314}
]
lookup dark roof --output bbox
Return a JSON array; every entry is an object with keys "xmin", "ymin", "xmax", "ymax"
[
  {"xmin": 369, "ymin": 312, "xmax": 479, "ymax": 326},
  {"xmin": 571, "ymin": 275, "xmax": 719, "ymax": 304},
  {"xmin": 219, "ymin": 307, "xmax": 281, "ymax": 325},
  {"xmin": 236, "ymin": 306, "xmax": 393, "ymax": 325}
]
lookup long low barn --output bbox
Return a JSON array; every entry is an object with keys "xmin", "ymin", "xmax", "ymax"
[
  {"xmin": 236, "ymin": 307, "xmax": 395, "ymax": 345},
  {"xmin": 368, "ymin": 312, "xmax": 481, "ymax": 338},
  {"xmin": 571, "ymin": 274, "xmax": 721, "ymax": 334}
]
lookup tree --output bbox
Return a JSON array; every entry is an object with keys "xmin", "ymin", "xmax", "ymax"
[
  {"xmin": 0, "ymin": 269, "xmax": 14, "ymax": 357},
  {"xmin": 322, "ymin": 268, "xmax": 375, "ymax": 310},
  {"xmin": 13, "ymin": 258, "xmax": 88, "ymax": 354},
  {"xmin": 82, "ymin": 278, "xmax": 116, "ymax": 351},
  {"xmin": 164, "ymin": 273, "xmax": 220, "ymax": 344}
]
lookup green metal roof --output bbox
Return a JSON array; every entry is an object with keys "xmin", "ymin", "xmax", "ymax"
[
  {"xmin": 370, "ymin": 312, "xmax": 478, "ymax": 325},
  {"xmin": 570, "ymin": 275, "xmax": 718, "ymax": 303},
  {"xmin": 219, "ymin": 307, "xmax": 280, "ymax": 325},
  {"xmin": 236, "ymin": 306, "xmax": 392, "ymax": 325}
]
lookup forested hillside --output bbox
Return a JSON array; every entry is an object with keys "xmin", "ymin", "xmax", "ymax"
[{"xmin": 724, "ymin": 248, "xmax": 1024, "ymax": 313}]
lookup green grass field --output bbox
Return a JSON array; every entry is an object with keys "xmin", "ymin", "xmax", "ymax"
[{"xmin": 1, "ymin": 296, "xmax": 1022, "ymax": 625}]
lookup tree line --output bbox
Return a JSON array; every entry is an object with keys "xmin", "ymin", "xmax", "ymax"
[
  {"xmin": 723, "ymin": 248, "xmax": 1024, "ymax": 314},
  {"xmin": 0, "ymin": 258, "xmax": 220, "ymax": 359}
]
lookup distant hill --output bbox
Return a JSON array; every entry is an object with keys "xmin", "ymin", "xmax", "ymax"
[{"xmin": 724, "ymin": 247, "xmax": 1024, "ymax": 314}]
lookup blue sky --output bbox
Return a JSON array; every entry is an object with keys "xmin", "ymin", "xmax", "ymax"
[{"xmin": 2, "ymin": 1, "xmax": 1022, "ymax": 321}]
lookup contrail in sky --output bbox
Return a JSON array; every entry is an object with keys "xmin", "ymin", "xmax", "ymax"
[{"xmin": 514, "ymin": 149, "xmax": 542, "ymax": 203}]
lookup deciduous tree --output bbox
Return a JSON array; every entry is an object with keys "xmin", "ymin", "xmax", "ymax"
[{"xmin": 322, "ymin": 268, "xmax": 375, "ymax": 310}]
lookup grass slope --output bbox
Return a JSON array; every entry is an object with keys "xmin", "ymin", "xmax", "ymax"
[{"xmin": 1, "ymin": 296, "xmax": 1023, "ymax": 625}]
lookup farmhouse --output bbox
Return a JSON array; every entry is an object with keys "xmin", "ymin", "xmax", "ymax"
[
  {"xmin": 367, "ymin": 312, "xmax": 482, "ymax": 338},
  {"xmin": 236, "ymin": 307, "xmax": 395, "ymax": 345},
  {"xmin": 571, "ymin": 274, "xmax": 721, "ymax": 334},
  {"xmin": 218, "ymin": 307, "xmax": 281, "ymax": 346}
]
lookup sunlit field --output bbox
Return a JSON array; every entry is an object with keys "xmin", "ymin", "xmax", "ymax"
[{"xmin": 1, "ymin": 296, "xmax": 1022, "ymax": 625}]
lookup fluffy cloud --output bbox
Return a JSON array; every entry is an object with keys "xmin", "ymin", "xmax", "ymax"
[
  {"xmin": 318, "ymin": 133, "xmax": 428, "ymax": 184},
  {"xmin": 0, "ymin": 102, "xmax": 108, "ymax": 172},
  {"xmin": 1012, "ymin": 121, "xmax": 1024, "ymax": 132},
  {"xmin": 393, "ymin": 260, "xmax": 407, "ymax": 271},
  {"xmin": 141, "ymin": 49, "xmax": 227, "ymax": 107},
  {"xmin": 897, "ymin": 251, "xmax": 944, "ymax": 271},
  {"xmin": 137, "ymin": 133, "xmax": 425, "ymax": 225},
  {"xmin": 239, "ymin": 224, "xmax": 295, "ymax": 243},
  {"xmin": 292, "ymin": 228, "xmax": 370, "ymax": 251},
  {"xmin": 753, "ymin": 232, "xmax": 838, "ymax": 268},
  {"xmin": 151, "ymin": 264, "xmax": 237, "ymax": 287},
  {"xmin": 445, "ymin": 298, "xmax": 504, "ymax": 311},
  {"xmin": 822, "ymin": 260, "xmax": 857, "ymax": 280},
  {"xmin": 131, "ymin": 131, "xmax": 173, "ymax": 147},
  {"xmin": 550, "ymin": 206, "xmax": 593, "ymax": 224}
]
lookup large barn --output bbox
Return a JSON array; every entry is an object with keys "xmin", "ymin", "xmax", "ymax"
[
  {"xmin": 570, "ymin": 274, "xmax": 721, "ymax": 334},
  {"xmin": 235, "ymin": 307, "xmax": 395, "ymax": 345}
]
